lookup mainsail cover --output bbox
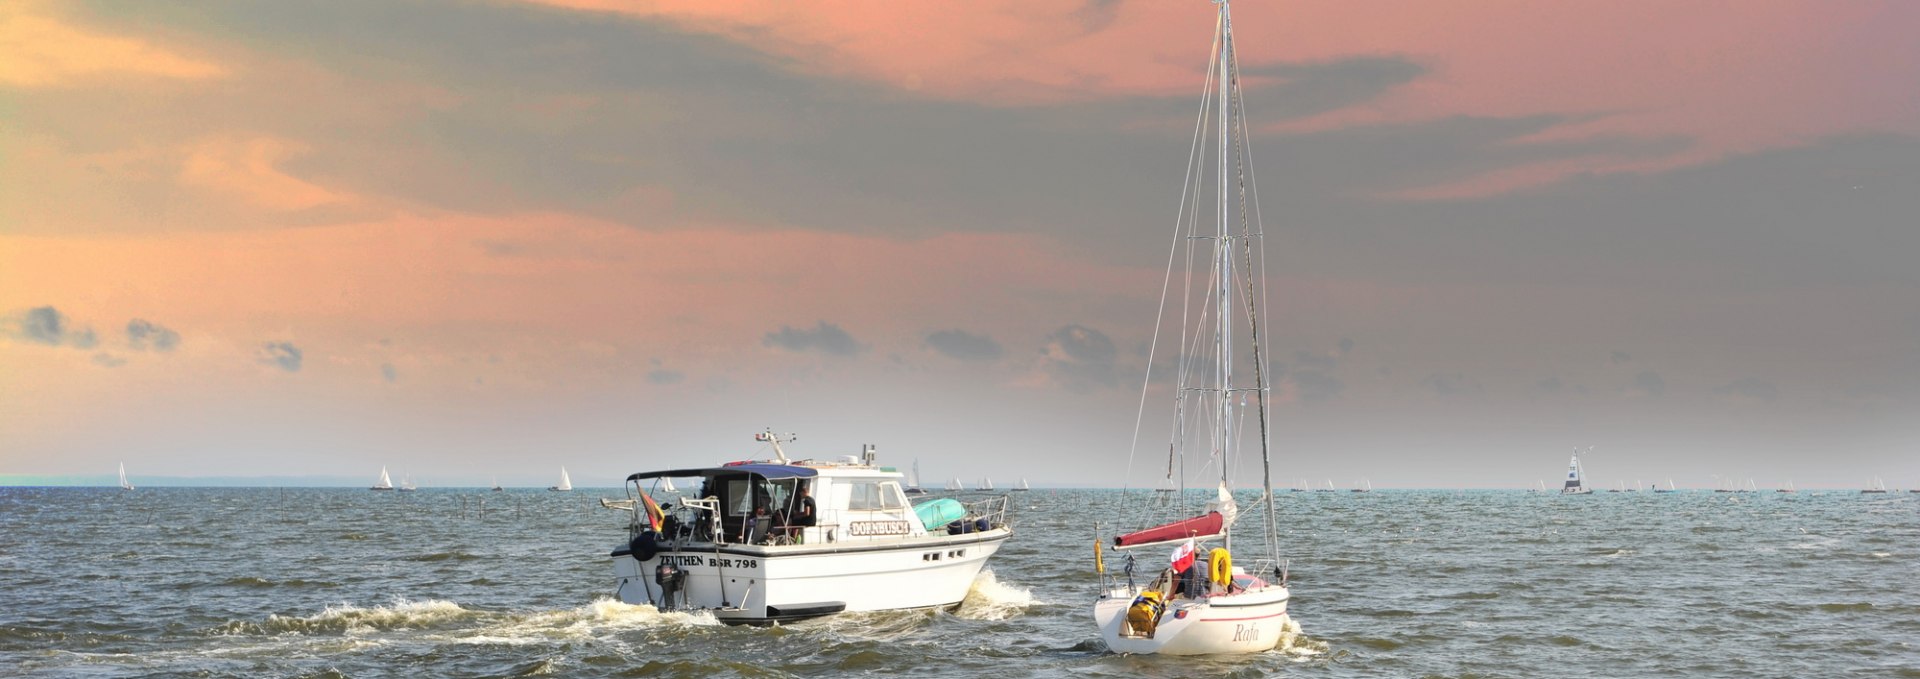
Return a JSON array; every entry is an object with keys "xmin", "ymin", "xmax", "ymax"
[
  {"xmin": 1115, "ymin": 512, "xmax": 1225, "ymax": 547},
  {"xmin": 1115, "ymin": 483, "xmax": 1239, "ymax": 548}
]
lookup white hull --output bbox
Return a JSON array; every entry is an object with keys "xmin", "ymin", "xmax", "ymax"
[
  {"xmin": 1093, "ymin": 585, "xmax": 1291, "ymax": 655},
  {"xmin": 613, "ymin": 528, "xmax": 1010, "ymax": 624}
]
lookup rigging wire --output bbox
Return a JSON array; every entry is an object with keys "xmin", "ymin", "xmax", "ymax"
[
  {"xmin": 1225, "ymin": 7, "xmax": 1284, "ymax": 563},
  {"xmin": 1120, "ymin": 15, "xmax": 1223, "ymax": 525}
]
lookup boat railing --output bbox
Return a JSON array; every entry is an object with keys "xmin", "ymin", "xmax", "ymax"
[
  {"xmin": 1099, "ymin": 551, "xmax": 1288, "ymax": 599},
  {"xmin": 957, "ymin": 494, "xmax": 1013, "ymax": 532}
]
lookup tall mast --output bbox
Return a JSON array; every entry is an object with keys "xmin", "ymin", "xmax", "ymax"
[{"xmin": 1214, "ymin": 0, "xmax": 1235, "ymax": 552}]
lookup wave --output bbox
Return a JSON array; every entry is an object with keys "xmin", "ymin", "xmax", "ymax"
[
  {"xmin": 404, "ymin": 551, "xmax": 482, "ymax": 562},
  {"xmin": 212, "ymin": 597, "xmax": 718, "ymax": 644},
  {"xmin": 1815, "ymin": 602, "xmax": 1875, "ymax": 613},
  {"xmin": 459, "ymin": 598, "xmax": 720, "ymax": 644},
  {"xmin": 1275, "ymin": 616, "xmax": 1324, "ymax": 658},
  {"xmin": 215, "ymin": 598, "xmax": 480, "ymax": 636},
  {"xmin": 954, "ymin": 569, "xmax": 1036, "ymax": 621}
]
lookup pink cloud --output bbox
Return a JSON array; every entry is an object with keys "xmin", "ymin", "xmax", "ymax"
[
  {"xmin": 0, "ymin": 211, "xmax": 1156, "ymax": 376},
  {"xmin": 0, "ymin": 4, "xmax": 226, "ymax": 87},
  {"xmin": 178, "ymin": 136, "xmax": 354, "ymax": 211},
  {"xmin": 533, "ymin": 0, "xmax": 1919, "ymax": 193}
]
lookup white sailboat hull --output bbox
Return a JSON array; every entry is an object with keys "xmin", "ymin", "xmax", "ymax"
[
  {"xmin": 1092, "ymin": 585, "xmax": 1291, "ymax": 655},
  {"xmin": 612, "ymin": 528, "xmax": 1010, "ymax": 624}
]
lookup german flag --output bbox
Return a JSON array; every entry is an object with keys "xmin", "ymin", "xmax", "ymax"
[{"xmin": 639, "ymin": 493, "xmax": 665, "ymax": 531}]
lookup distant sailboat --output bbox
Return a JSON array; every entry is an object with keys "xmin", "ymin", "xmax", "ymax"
[
  {"xmin": 1777, "ymin": 480, "xmax": 1796, "ymax": 493},
  {"xmin": 1350, "ymin": 479, "xmax": 1372, "ymax": 493},
  {"xmin": 905, "ymin": 461, "xmax": 928, "ymax": 495},
  {"xmin": 976, "ymin": 477, "xmax": 994, "ymax": 491},
  {"xmin": 946, "ymin": 476, "xmax": 963, "ymax": 491},
  {"xmin": 1862, "ymin": 477, "xmax": 1888, "ymax": 494},
  {"xmin": 549, "ymin": 467, "xmax": 573, "ymax": 492},
  {"xmin": 660, "ymin": 476, "xmax": 678, "ymax": 493},
  {"xmin": 370, "ymin": 466, "xmax": 395, "ymax": 491},
  {"xmin": 1531, "ymin": 479, "xmax": 1547, "ymax": 493},
  {"xmin": 1014, "ymin": 478, "xmax": 1032, "ymax": 491},
  {"xmin": 1316, "ymin": 479, "xmax": 1335, "ymax": 492},
  {"xmin": 398, "ymin": 475, "xmax": 418, "ymax": 492},
  {"xmin": 1561, "ymin": 447, "xmax": 1593, "ymax": 494},
  {"xmin": 118, "ymin": 462, "xmax": 133, "ymax": 491},
  {"xmin": 1653, "ymin": 479, "xmax": 1676, "ymax": 493},
  {"xmin": 491, "ymin": 476, "xmax": 503, "ymax": 492}
]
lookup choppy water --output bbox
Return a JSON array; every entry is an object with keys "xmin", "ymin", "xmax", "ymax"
[{"xmin": 2, "ymin": 487, "xmax": 1916, "ymax": 677}]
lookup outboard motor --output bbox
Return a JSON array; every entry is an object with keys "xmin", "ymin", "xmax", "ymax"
[{"xmin": 654, "ymin": 562, "xmax": 685, "ymax": 610}]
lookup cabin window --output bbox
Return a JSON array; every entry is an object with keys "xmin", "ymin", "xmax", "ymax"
[
  {"xmin": 726, "ymin": 479, "xmax": 753, "ymax": 517},
  {"xmin": 846, "ymin": 479, "xmax": 907, "ymax": 511}
]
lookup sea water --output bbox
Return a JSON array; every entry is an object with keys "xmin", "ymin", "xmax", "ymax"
[{"xmin": 1, "ymin": 487, "xmax": 1915, "ymax": 677}]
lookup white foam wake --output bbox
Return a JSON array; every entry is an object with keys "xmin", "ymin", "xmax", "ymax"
[{"xmin": 954, "ymin": 568, "xmax": 1037, "ymax": 621}]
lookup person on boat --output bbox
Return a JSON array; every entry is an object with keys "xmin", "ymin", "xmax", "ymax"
[
  {"xmin": 1125, "ymin": 590, "xmax": 1166, "ymax": 638},
  {"xmin": 792, "ymin": 481, "xmax": 817, "ymax": 526},
  {"xmin": 773, "ymin": 481, "xmax": 817, "ymax": 544},
  {"xmin": 1166, "ymin": 539, "xmax": 1204, "ymax": 599}
]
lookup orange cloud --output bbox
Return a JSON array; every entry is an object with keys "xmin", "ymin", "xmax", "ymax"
[
  {"xmin": 0, "ymin": 211, "xmax": 1152, "ymax": 372},
  {"xmin": 532, "ymin": 0, "xmax": 1918, "ymax": 194},
  {"xmin": 179, "ymin": 136, "xmax": 353, "ymax": 211},
  {"xmin": 0, "ymin": 4, "xmax": 225, "ymax": 87}
]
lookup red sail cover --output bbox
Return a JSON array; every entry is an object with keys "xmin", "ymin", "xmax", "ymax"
[{"xmin": 1114, "ymin": 512, "xmax": 1224, "ymax": 547}]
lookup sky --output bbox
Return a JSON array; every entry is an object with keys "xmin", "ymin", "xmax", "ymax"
[{"xmin": 3, "ymin": 0, "xmax": 1917, "ymax": 489}]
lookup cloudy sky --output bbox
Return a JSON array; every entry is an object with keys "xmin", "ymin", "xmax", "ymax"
[{"xmin": 3, "ymin": 0, "xmax": 1916, "ymax": 489}]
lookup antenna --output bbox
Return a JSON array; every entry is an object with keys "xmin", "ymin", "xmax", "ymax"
[{"xmin": 755, "ymin": 429, "xmax": 796, "ymax": 464}]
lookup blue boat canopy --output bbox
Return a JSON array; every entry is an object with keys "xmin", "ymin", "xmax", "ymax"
[{"xmin": 626, "ymin": 464, "xmax": 818, "ymax": 482}]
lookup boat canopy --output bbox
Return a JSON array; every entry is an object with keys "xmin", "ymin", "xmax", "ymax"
[{"xmin": 625, "ymin": 464, "xmax": 819, "ymax": 483}]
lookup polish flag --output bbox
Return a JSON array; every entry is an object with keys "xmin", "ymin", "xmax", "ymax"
[{"xmin": 1170, "ymin": 539, "xmax": 1197, "ymax": 573}]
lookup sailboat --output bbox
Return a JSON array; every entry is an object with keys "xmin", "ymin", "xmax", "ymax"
[
  {"xmin": 977, "ymin": 477, "xmax": 994, "ymax": 491},
  {"xmin": 491, "ymin": 476, "xmax": 504, "ymax": 492},
  {"xmin": 1350, "ymin": 479, "xmax": 1372, "ymax": 493},
  {"xmin": 1014, "ymin": 478, "xmax": 1032, "ymax": 492},
  {"xmin": 1862, "ymin": 477, "xmax": 1888, "ymax": 494},
  {"xmin": 1561, "ymin": 447, "xmax": 1593, "ymax": 494},
  {"xmin": 549, "ymin": 467, "xmax": 573, "ymax": 492},
  {"xmin": 1777, "ymin": 480, "xmax": 1796, "ymax": 493},
  {"xmin": 1316, "ymin": 479, "xmax": 1335, "ymax": 493},
  {"xmin": 945, "ymin": 476, "xmax": 963, "ymax": 492},
  {"xmin": 117, "ymin": 462, "xmax": 133, "ymax": 491},
  {"xmin": 1091, "ymin": 1, "xmax": 1293, "ymax": 654},
  {"xmin": 904, "ymin": 460, "xmax": 928, "ymax": 495},
  {"xmin": 1653, "ymin": 479, "xmax": 1676, "ymax": 493},
  {"xmin": 659, "ymin": 476, "xmax": 678, "ymax": 493},
  {"xmin": 398, "ymin": 475, "xmax": 418, "ymax": 492},
  {"xmin": 1531, "ymin": 480, "xmax": 1547, "ymax": 493},
  {"xmin": 370, "ymin": 466, "xmax": 395, "ymax": 491}
]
